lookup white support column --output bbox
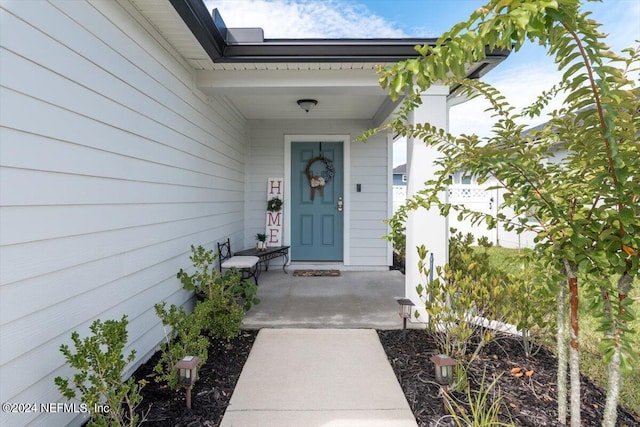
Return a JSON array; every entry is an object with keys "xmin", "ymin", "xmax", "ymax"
[{"xmin": 405, "ymin": 86, "xmax": 449, "ymax": 323}]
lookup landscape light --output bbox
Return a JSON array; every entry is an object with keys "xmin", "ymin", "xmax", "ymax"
[
  {"xmin": 396, "ymin": 298, "xmax": 415, "ymax": 330},
  {"xmin": 174, "ymin": 356, "xmax": 201, "ymax": 409}
]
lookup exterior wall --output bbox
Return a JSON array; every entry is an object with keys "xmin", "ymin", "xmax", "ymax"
[
  {"xmin": 405, "ymin": 88, "xmax": 450, "ymax": 321},
  {"xmin": 392, "ymin": 173, "xmax": 406, "ymax": 186},
  {"xmin": 0, "ymin": 1, "xmax": 247, "ymax": 426},
  {"xmin": 245, "ymin": 119, "xmax": 391, "ymax": 267}
]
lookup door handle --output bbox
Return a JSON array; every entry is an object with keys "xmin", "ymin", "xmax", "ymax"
[{"xmin": 337, "ymin": 196, "xmax": 343, "ymax": 212}]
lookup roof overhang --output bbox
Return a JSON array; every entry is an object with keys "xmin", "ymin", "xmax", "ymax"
[
  {"xmin": 170, "ymin": 0, "xmax": 444, "ymax": 63},
  {"xmin": 151, "ymin": 0, "xmax": 510, "ymax": 121},
  {"xmin": 169, "ymin": 0, "xmax": 509, "ymax": 70}
]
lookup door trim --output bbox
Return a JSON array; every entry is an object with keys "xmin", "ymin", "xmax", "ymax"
[{"xmin": 284, "ymin": 135, "xmax": 351, "ymax": 265}]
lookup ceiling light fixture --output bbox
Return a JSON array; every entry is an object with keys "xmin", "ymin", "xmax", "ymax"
[{"xmin": 297, "ymin": 99, "xmax": 318, "ymax": 113}]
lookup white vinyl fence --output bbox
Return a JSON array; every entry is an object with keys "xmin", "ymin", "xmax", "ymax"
[
  {"xmin": 394, "ymin": 184, "xmax": 535, "ymax": 249},
  {"xmin": 392, "ymin": 185, "xmax": 407, "ymax": 214}
]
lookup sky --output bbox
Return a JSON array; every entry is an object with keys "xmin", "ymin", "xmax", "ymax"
[{"xmin": 204, "ymin": 0, "xmax": 640, "ymax": 166}]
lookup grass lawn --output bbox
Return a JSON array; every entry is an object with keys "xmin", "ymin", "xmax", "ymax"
[
  {"xmin": 579, "ymin": 285, "xmax": 640, "ymax": 416},
  {"xmin": 480, "ymin": 246, "xmax": 640, "ymax": 415}
]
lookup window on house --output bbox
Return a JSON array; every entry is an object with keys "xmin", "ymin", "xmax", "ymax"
[{"xmin": 452, "ymin": 171, "xmax": 474, "ymax": 184}]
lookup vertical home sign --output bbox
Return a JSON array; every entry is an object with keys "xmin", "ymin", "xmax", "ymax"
[{"xmin": 266, "ymin": 178, "xmax": 283, "ymax": 246}]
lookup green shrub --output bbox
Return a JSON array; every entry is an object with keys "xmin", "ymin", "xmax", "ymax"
[
  {"xmin": 177, "ymin": 244, "xmax": 259, "ymax": 312},
  {"xmin": 392, "ymin": 223, "xmax": 406, "ymax": 259},
  {"xmin": 153, "ymin": 303, "xmax": 208, "ymax": 391},
  {"xmin": 415, "ymin": 230, "xmax": 555, "ymax": 359},
  {"xmin": 54, "ymin": 316, "xmax": 146, "ymax": 427},
  {"xmin": 215, "ymin": 268, "xmax": 259, "ymax": 313},
  {"xmin": 502, "ymin": 252, "xmax": 556, "ymax": 356},
  {"xmin": 195, "ymin": 280, "xmax": 244, "ymax": 341},
  {"xmin": 176, "ymin": 244, "xmax": 216, "ymax": 294},
  {"xmin": 153, "ymin": 244, "xmax": 259, "ymax": 390},
  {"xmin": 417, "ymin": 232, "xmax": 509, "ymax": 360}
]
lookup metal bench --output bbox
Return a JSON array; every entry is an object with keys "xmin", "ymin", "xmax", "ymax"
[
  {"xmin": 233, "ymin": 245, "xmax": 290, "ymax": 274},
  {"xmin": 217, "ymin": 238, "xmax": 260, "ymax": 285}
]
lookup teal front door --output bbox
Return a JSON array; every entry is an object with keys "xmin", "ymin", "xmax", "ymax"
[{"xmin": 291, "ymin": 141, "xmax": 344, "ymax": 261}]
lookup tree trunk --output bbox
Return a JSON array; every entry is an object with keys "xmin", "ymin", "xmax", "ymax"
[
  {"xmin": 602, "ymin": 345, "xmax": 621, "ymax": 427},
  {"xmin": 563, "ymin": 260, "xmax": 580, "ymax": 427},
  {"xmin": 602, "ymin": 273, "xmax": 633, "ymax": 427},
  {"xmin": 568, "ymin": 308, "xmax": 581, "ymax": 427},
  {"xmin": 557, "ymin": 280, "xmax": 568, "ymax": 424}
]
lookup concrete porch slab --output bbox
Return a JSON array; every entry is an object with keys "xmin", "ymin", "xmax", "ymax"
[
  {"xmin": 241, "ymin": 270, "xmax": 408, "ymax": 329},
  {"xmin": 220, "ymin": 329, "xmax": 418, "ymax": 427}
]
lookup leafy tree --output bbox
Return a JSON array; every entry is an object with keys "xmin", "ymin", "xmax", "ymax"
[{"xmin": 364, "ymin": 1, "xmax": 638, "ymax": 425}]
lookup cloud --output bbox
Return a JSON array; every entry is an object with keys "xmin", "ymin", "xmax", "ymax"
[
  {"xmin": 449, "ymin": 0, "xmax": 640, "ymax": 139},
  {"xmin": 450, "ymin": 44, "xmax": 563, "ymax": 137},
  {"xmin": 204, "ymin": 0, "xmax": 407, "ymax": 38},
  {"xmin": 589, "ymin": 0, "xmax": 640, "ymax": 52}
]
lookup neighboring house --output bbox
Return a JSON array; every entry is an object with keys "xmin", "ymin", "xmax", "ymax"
[
  {"xmin": 393, "ymin": 163, "xmax": 407, "ymax": 186},
  {"xmin": 447, "ymin": 126, "xmax": 572, "ymax": 249},
  {"xmin": 394, "ymin": 163, "xmax": 534, "ymax": 248},
  {"xmin": 392, "ymin": 163, "xmax": 407, "ymax": 213},
  {"xmin": 0, "ymin": 1, "xmax": 508, "ymax": 425}
]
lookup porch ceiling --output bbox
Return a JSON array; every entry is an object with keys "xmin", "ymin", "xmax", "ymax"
[
  {"xmin": 196, "ymin": 64, "xmax": 394, "ymax": 120},
  {"xmin": 219, "ymin": 92, "xmax": 391, "ymax": 121}
]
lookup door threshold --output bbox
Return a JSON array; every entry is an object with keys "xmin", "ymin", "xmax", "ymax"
[{"xmin": 289, "ymin": 262, "xmax": 344, "ymax": 270}]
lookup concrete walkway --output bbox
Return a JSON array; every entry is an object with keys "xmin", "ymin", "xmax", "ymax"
[
  {"xmin": 220, "ymin": 329, "xmax": 418, "ymax": 427},
  {"xmin": 221, "ymin": 271, "xmax": 420, "ymax": 426},
  {"xmin": 241, "ymin": 270, "xmax": 408, "ymax": 329}
]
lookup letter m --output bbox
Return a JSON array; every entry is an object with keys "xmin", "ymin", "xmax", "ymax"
[{"xmin": 267, "ymin": 212, "xmax": 281, "ymax": 226}]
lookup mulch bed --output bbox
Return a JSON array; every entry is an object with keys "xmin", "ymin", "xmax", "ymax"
[
  {"xmin": 132, "ymin": 331, "xmax": 257, "ymax": 426},
  {"xmin": 130, "ymin": 328, "xmax": 638, "ymax": 427},
  {"xmin": 378, "ymin": 329, "xmax": 640, "ymax": 427}
]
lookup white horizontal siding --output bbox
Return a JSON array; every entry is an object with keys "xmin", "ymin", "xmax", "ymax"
[
  {"xmin": 0, "ymin": 1, "xmax": 247, "ymax": 426},
  {"xmin": 349, "ymin": 132, "xmax": 390, "ymax": 266},
  {"xmin": 245, "ymin": 119, "xmax": 391, "ymax": 267}
]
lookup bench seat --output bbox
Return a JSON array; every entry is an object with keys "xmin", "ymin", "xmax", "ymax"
[
  {"xmin": 217, "ymin": 238, "xmax": 260, "ymax": 285},
  {"xmin": 221, "ymin": 255, "xmax": 260, "ymax": 270}
]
